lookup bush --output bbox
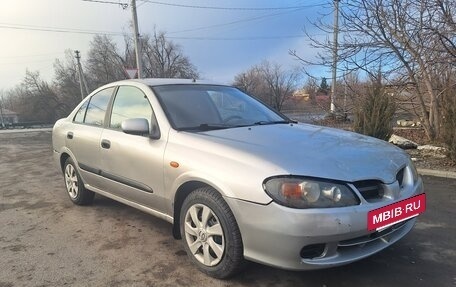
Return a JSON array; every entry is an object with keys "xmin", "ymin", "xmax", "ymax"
[
  {"xmin": 353, "ymin": 81, "xmax": 396, "ymax": 141},
  {"xmin": 441, "ymin": 89, "xmax": 456, "ymax": 162}
]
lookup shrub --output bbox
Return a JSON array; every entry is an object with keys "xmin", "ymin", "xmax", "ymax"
[
  {"xmin": 353, "ymin": 81, "xmax": 396, "ymax": 141},
  {"xmin": 441, "ymin": 88, "xmax": 456, "ymax": 162}
]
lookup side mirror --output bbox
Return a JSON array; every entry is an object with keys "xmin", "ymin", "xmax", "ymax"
[
  {"xmin": 121, "ymin": 118, "xmax": 150, "ymax": 136},
  {"xmin": 121, "ymin": 118, "xmax": 161, "ymax": 139}
]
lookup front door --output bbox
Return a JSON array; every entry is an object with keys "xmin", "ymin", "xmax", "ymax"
[{"xmin": 99, "ymin": 85, "xmax": 166, "ymax": 211}]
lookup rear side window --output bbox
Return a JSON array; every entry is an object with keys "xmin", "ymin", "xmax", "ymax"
[
  {"xmin": 110, "ymin": 86, "xmax": 153, "ymax": 130},
  {"xmin": 84, "ymin": 87, "xmax": 114, "ymax": 126},
  {"xmin": 73, "ymin": 101, "xmax": 88, "ymax": 123}
]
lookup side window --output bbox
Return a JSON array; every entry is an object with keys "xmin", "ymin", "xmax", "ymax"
[
  {"xmin": 84, "ymin": 87, "xmax": 114, "ymax": 126},
  {"xmin": 110, "ymin": 86, "xmax": 153, "ymax": 130},
  {"xmin": 73, "ymin": 101, "xmax": 88, "ymax": 123}
]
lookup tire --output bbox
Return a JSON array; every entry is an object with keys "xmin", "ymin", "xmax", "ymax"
[
  {"xmin": 63, "ymin": 157, "xmax": 94, "ymax": 205},
  {"xmin": 180, "ymin": 187, "xmax": 244, "ymax": 279}
]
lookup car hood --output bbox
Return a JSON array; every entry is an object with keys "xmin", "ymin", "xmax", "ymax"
[{"xmin": 195, "ymin": 123, "xmax": 408, "ymax": 183}]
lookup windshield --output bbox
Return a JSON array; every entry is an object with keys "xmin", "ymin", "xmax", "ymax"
[{"xmin": 152, "ymin": 85, "xmax": 288, "ymax": 131}]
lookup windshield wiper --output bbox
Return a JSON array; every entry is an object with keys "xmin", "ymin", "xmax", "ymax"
[
  {"xmin": 180, "ymin": 120, "xmax": 297, "ymax": 131},
  {"xmin": 179, "ymin": 123, "xmax": 232, "ymax": 131},
  {"xmin": 252, "ymin": 120, "xmax": 297, "ymax": 125}
]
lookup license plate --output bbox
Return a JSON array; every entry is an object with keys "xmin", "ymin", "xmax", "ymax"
[{"xmin": 367, "ymin": 193, "xmax": 426, "ymax": 231}]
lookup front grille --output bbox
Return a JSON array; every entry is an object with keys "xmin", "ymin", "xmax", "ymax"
[
  {"xmin": 354, "ymin": 167, "xmax": 406, "ymax": 202},
  {"xmin": 353, "ymin": 180, "xmax": 384, "ymax": 201}
]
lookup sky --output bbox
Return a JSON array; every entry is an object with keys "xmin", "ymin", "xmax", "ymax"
[{"xmin": 0, "ymin": 0, "xmax": 331, "ymax": 91}]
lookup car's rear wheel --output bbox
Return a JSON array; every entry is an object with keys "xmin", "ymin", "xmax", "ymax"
[
  {"xmin": 180, "ymin": 187, "xmax": 244, "ymax": 279},
  {"xmin": 63, "ymin": 157, "xmax": 94, "ymax": 205}
]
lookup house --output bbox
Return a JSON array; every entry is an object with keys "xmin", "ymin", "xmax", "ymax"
[{"xmin": 292, "ymin": 89, "xmax": 310, "ymax": 101}]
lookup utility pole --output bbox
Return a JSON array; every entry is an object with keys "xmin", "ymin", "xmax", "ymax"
[
  {"xmin": 81, "ymin": 66, "xmax": 89, "ymax": 96},
  {"xmin": 131, "ymin": 0, "xmax": 142, "ymax": 79},
  {"xmin": 330, "ymin": 0, "xmax": 340, "ymax": 114},
  {"xmin": 74, "ymin": 50, "xmax": 89, "ymax": 100},
  {"xmin": 343, "ymin": 73, "xmax": 347, "ymax": 116}
]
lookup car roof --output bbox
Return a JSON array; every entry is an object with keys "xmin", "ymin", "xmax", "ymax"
[{"xmin": 112, "ymin": 78, "xmax": 224, "ymax": 87}]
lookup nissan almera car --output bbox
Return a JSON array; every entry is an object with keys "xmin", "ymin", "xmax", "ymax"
[{"xmin": 52, "ymin": 78, "xmax": 425, "ymax": 278}]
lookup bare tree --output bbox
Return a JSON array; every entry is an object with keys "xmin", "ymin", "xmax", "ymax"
[
  {"xmin": 141, "ymin": 30, "xmax": 199, "ymax": 79},
  {"xmin": 233, "ymin": 67, "xmax": 266, "ymax": 98},
  {"xmin": 53, "ymin": 50, "xmax": 87, "ymax": 115},
  {"xmin": 302, "ymin": 77, "xmax": 319, "ymax": 104},
  {"xmin": 233, "ymin": 60, "xmax": 299, "ymax": 111},
  {"xmin": 86, "ymin": 31, "xmax": 198, "ymax": 82},
  {"xmin": 260, "ymin": 61, "xmax": 300, "ymax": 111},
  {"xmin": 292, "ymin": 0, "xmax": 456, "ymax": 140},
  {"xmin": 8, "ymin": 70, "xmax": 61, "ymax": 122},
  {"xmin": 2, "ymin": 30, "xmax": 201, "ymax": 123},
  {"xmin": 87, "ymin": 35, "xmax": 127, "ymax": 86},
  {"xmin": 426, "ymin": 0, "xmax": 456, "ymax": 58}
]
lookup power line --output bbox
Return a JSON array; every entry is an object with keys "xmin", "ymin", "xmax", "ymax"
[
  {"xmin": 0, "ymin": 22, "xmax": 325, "ymax": 41},
  {"xmin": 139, "ymin": 1, "xmax": 323, "ymax": 11},
  {"xmin": 0, "ymin": 58, "xmax": 57, "ymax": 65},
  {"xmin": 82, "ymin": 0, "xmax": 128, "ymax": 9},
  {"xmin": 167, "ymin": 7, "xmax": 308, "ymax": 34},
  {"xmin": 0, "ymin": 52, "xmax": 64, "ymax": 59},
  {"xmin": 167, "ymin": 35, "xmax": 309, "ymax": 41},
  {"xmin": 0, "ymin": 23, "xmax": 124, "ymax": 36},
  {"xmin": 4, "ymin": 1, "xmax": 319, "ymax": 40}
]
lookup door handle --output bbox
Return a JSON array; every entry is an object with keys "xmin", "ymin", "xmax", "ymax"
[
  {"xmin": 67, "ymin": 132, "xmax": 74, "ymax": 139},
  {"xmin": 101, "ymin": 139, "xmax": 111, "ymax": 149}
]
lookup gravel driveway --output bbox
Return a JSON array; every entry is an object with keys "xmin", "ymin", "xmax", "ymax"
[{"xmin": 0, "ymin": 131, "xmax": 455, "ymax": 287}]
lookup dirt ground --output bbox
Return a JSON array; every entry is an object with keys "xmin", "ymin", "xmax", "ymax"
[
  {"xmin": 0, "ymin": 131, "xmax": 455, "ymax": 287},
  {"xmin": 392, "ymin": 128, "xmax": 456, "ymax": 173}
]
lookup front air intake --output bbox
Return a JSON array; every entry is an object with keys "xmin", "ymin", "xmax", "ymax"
[{"xmin": 300, "ymin": 244, "xmax": 326, "ymax": 259}]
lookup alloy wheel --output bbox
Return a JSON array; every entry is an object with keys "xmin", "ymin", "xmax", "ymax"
[
  {"xmin": 184, "ymin": 204, "xmax": 225, "ymax": 266},
  {"xmin": 64, "ymin": 164, "xmax": 79, "ymax": 199}
]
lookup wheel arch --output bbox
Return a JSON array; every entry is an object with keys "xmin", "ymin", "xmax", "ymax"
[
  {"xmin": 172, "ymin": 180, "xmax": 222, "ymax": 239},
  {"xmin": 59, "ymin": 152, "xmax": 71, "ymax": 172},
  {"xmin": 58, "ymin": 147, "xmax": 78, "ymax": 172}
]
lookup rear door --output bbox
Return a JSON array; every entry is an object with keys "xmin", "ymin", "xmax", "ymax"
[
  {"xmin": 99, "ymin": 85, "xmax": 166, "ymax": 211},
  {"xmin": 66, "ymin": 87, "xmax": 115, "ymax": 190}
]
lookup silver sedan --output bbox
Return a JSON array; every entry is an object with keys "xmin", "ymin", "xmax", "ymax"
[{"xmin": 52, "ymin": 79, "xmax": 425, "ymax": 278}]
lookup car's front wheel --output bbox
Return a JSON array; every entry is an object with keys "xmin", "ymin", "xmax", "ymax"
[
  {"xmin": 63, "ymin": 157, "xmax": 94, "ymax": 205},
  {"xmin": 180, "ymin": 187, "xmax": 244, "ymax": 278}
]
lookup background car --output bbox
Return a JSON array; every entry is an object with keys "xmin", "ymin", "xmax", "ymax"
[{"xmin": 52, "ymin": 78, "xmax": 424, "ymax": 278}]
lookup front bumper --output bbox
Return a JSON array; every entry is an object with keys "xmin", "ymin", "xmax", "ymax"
[{"xmin": 225, "ymin": 177, "xmax": 423, "ymax": 270}]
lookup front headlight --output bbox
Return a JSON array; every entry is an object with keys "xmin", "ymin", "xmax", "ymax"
[{"xmin": 263, "ymin": 176, "xmax": 360, "ymax": 208}]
